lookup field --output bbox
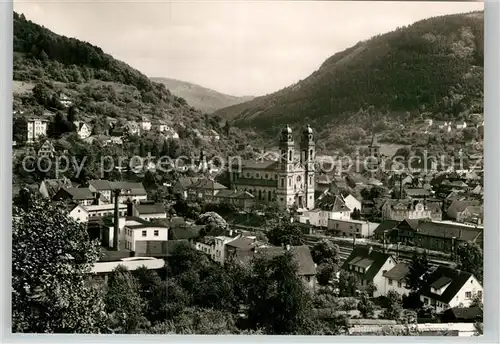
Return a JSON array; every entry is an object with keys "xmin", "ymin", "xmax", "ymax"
[{"xmin": 12, "ymin": 80, "xmax": 34, "ymax": 95}]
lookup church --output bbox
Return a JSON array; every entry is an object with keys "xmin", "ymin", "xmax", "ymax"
[{"xmin": 228, "ymin": 124, "xmax": 316, "ymax": 210}]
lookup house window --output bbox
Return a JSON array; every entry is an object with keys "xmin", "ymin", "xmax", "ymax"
[
  {"xmin": 388, "ymin": 279, "xmax": 393, "ymax": 285},
  {"xmin": 398, "ymin": 281, "xmax": 402, "ymax": 288},
  {"xmin": 465, "ymin": 291, "xmax": 472, "ymax": 299},
  {"xmin": 154, "ymin": 230, "xmax": 159, "ymax": 236},
  {"xmin": 424, "ymin": 298, "xmax": 429, "ymax": 305},
  {"xmin": 477, "ymin": 291, "xmax": 482, "ymax": 298},
  {"xmin": 142, "ymin": 230, "xmax": 147, "ymax": 237}
]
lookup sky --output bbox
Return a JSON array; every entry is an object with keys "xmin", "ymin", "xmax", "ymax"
[{"xmin": 13, "ymin": 1, "xmax": 483, "ymax": 97}]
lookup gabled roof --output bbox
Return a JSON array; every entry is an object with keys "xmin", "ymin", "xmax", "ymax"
[
  {"xmin": 255, "ymin": 245, "xmax": 316, "ymax": 276},
  {"xmin": 447, "ymin": 200, "xmax": 481, "ymax": 215},
  {"xmin": 169, "ymin": 224, "xmax": 202, "ymax": 240},
  {"xmin": 176, "ymin": 177, "xmax": 202, "ymax": 188},
  {"xmin": 214, "ymin": 189, "xmax": 255, "ymax": 199},
  {"xmin": 412, "ymin": 220, "xmax": 482, "ymax": 241},
  {"xmin": 383, "ymin": 262, "xmax": 409, "ymax": 282},
  {"xmin": 89, "ymin": 179, "xmax": 113, "ymax": 190},
  {"xmin": 420, "ymin": 266, "xmax": 476, "ymax": 304},
  {"xmin": 234, "ymin": 159, "xmax": 279, "ymax": 170},
  {"xmin": 111, "ymin": 182, "xmax": 147, "ymax": 195},
  {"xmin": 316, "ymin": 194, "xmax": 351, "ymax": 212},
  {"xmin": 226, "ymin": 236, "xmax": 263, "ymax": 250},
  {"xmin": 135, "ymin": 203, "xmax": 166, "ymax": 215},
  {"xmin": 41, "ymin": 178, "xmax": 73, "ymax": 197},
  {"xmin": 373, "ymin": 220, "xmax": 400, "ymax": 236},
  {"xmin": 405, "ymin": 188, "xmax": 431, "ymax": 197},
  {"xmin": 58, "ymin": 187, "xmax": 94, "ymax": 200},
  {"xmin": 342, "ymin": 246, "xmax": 394, "ymax": 282},
  {"xmin": 188, "ymin": 179, "xmax": 227, "ymax": 191},
  {"xmin": 430, "ymin": 276, "xmax": 453, "ymax": 289}
]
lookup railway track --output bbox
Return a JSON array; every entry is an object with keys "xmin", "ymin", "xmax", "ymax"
[
  {"xmin": 303, "ymin": 235, "xmax": 455, "ymax": 267},
  {"xmin": 230, "ymin": 223, "xmax": 456, "ymax": 268}
]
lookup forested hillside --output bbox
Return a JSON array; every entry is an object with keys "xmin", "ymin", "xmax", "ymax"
[
  {"xmin": 214, "ymin": 12, "xmax": 484, "ymax": 151},
  {"xmin": 12, "ymin": 12, "xmax": 263, "ymax": 159},
  {"xmin": 151, "ymin": 77, "xmax": 253, "ymax": 114}
]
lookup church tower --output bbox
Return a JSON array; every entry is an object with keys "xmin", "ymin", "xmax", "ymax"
[
  {"xmin": 368, "ymin": 133, "xmax": 380, "ymax": 172},
  {"xmin": 277, "ymin": 125, "xmax": 295, "ymax": 209},
  {"xmin": 300, "ymin": 124, "xmax": 315, "ymax": 210}
]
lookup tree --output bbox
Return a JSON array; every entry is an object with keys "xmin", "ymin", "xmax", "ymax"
[
  {"xmin": 337, "ymin": 271, "xmax": 360, "ymax": 297},
  {"xmin": 195, "ymin": 211, "xmax": 228, "ymax": 237},
  {"xmin": 13, "ymin": 117, "xmax": 28, "ymax": 143},
  {"xmin": 406, "ymin": 250, "xmax": 430, "ymax": 292},
  {"xmin": 311, "ymin": 239, "xmax": 341, "ymax": 266},
  {"xmin": 132, "ymin": 267, "xmax": 162, "ymax": 317},
  {"xmin": 266, "ymin": 222, "xmax": 305, "ymax": 246},
  {"xmin": 162, "ymin": 307, "xmax": 237, "ymax": 334},
  {"xmin": 366, "ymin": 282, "xmax": 377, "ymax": 297},
  {"xmin": 247, "ymin": 251, "xmax": 313, "ymax": 334},
  {"xmin": 463, "ymin": 127, "xmax": 478, "ymax": 141},
  {"xmin": 104, "ymin": 266, "xmax": 149, "ymax": 333},
  {"xmin": 456, "ymin": 241, "xmax": 483, "ymax": 282},
  {"xmin": 382, "ymin": 290, "xmax": 403, "ymax": 321},
  {"xmin": 12, "ymin": 196, "xmax": 107, "ymax": 333},
  {"xmin": 316, "ymin": 262, "xmax": 337, "ymax": 286},
  {"xmin": 357, "ymin": 294, "xmax": 375, "ymax": 318},
  {"xmin": 32, "ymin": 81, "xmax": 52, "ymax": 106}
]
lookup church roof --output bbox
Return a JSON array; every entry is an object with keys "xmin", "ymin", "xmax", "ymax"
[{"xmin": 233, "ymin": 160, "xmax": 279, "ymax": 170}]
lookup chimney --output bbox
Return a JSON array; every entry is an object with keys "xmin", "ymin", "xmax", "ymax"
[
  {"xmin": 126, "ymin": 200, "xmax": 134, "ymax": 216},
  {"xmin": 113, "ymin": 189, "xmax": 121, "ymax": 251},
  {"xmin": 94, "ymin": 192, "xmax": 101, "ymax": 205},
  {"xmin": 368, "ymin": 246, "xmax": 373, "ymax": 255},
  {"xmin": 229, "ymin": 229, "xmax": 233, "ymax": 237}
]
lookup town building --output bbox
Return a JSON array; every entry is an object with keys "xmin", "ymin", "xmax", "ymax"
[
  {"xmin": 74, "ymin": 121, "xmax": 92, "ymax": 139},
  {"xmin": 208, "ymin": 189, "xmax": 256, "ymax": 211},
  {"xmin": 125, "ymin": 121, "xmax": 141, "ymax": 136},
  {"xmin": 420, "ymin": 266, "xmax": 483, "ymax": 313},
  {"xmin": 327, "ymin": 218, "xmax": 377, "ymax": 238},
  {"xmin": 381, "ymin": 262, "xmax": 411, "ymax": 296},
  {"xmin": 37, "ymin": 140, "xmax": 55, "ymax": 157},
  {"xmin": 67, "ymin": 202, "xmax": 90, "ymax": 223},
  {"xmin": 52, "ymin": 187, "xmax": 99, "ymax": 206},
  {"xmin": 131, "ymin": 202, "xmax": 167, "ymax": 221},
  {"xmin": 342, "ymin": 246, "xmax": 397, "ymax": 297},
  {"xmin": 227, "ymin": 125, "xmax": 316, "ymax": 210},
  {"xmin": 59, "ymin": 92, "xmax": 72, "ymax": 107},
  {"xmin": 227, "ymin": 242, "xmax": 317, "ymax": 289},
  {"xmin": 392, "ymin": 219, "xmax": 483, "ymax": 253},
  {"xmin": 367, "ymin": 134, "xmax": 381, "ymax": 172},
  {"xmin": 381, "ymin": 199, "xmax": 436, "ymax": 221},
  {"xmin": 39, "ymin": 177, "xmax": 74, "ymax": 198},
  {"xmin": 26, "ymin": 118, "xmax": 48, "ymax": 143},
  {"xmin": 300, "ymin": 194, "xmax": 352, "ymax": 226},
  {"xmin": 88, "ymin": 180, "xmax": 147, "ymax": 204},
  {"xmin": 446, "ymin": 200, "xmax": 482, "ymax": 222},
  {"xmin": 140, "ymin": 117, "xmax": 152, "ymax": 131},
  {"xmin": 86, "ymin": 203, "xmax": 128, "ymax": 218},
  {"xmin": 124, "ymin": 219, "xmax": 169, "ymax": 251}
]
